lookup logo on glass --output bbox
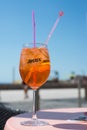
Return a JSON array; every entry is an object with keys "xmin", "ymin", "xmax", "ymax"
[{"xmin": 27, "ymin": 58, "xmax": 41, "ymax": 63}]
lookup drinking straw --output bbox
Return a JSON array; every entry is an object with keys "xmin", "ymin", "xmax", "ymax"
[
  {"xmin": 32, "ymin": 11, "xmax": 36, "ymax": 47},
  {"xmin": 45, "ymin": 11, "xmax": 64, "ymax": 45}
]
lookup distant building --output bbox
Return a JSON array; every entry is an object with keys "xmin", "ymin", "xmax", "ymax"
[{"xmin": 70, "ymin": 75, "xmax": 87, "ymax": 85}]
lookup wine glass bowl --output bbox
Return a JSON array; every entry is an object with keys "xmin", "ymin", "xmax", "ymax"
[{"xmin": 19, "ymin": 43, "xmax": 50, "ymax": 126}]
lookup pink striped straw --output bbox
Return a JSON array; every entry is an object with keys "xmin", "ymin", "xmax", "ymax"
[
  {"xmin": 45, "ymin": 11, "xmax": 64, "ymax": 45},
  {"xmin": 32, "ymin": 11, "xmax": 36, "ymax": 47}
]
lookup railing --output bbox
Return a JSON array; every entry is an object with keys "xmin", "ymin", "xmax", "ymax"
[{"xmin": 0, "ymin": 80, "xmax": 87, "ymax": 110}]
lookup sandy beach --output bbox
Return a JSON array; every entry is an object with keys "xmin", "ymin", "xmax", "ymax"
[{"xmin": 0, "ymin": 88, "xmax": 87, "ymax": 111}]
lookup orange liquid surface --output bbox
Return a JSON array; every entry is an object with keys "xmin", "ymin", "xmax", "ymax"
[{"xmin": 19, "ymin": 47, "xmax": 50, "ymax": 90}]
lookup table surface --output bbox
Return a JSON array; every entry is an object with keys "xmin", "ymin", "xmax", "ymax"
[{"xmin": 4, "ymin": 108, "xmax": 87, "ymax": 130}]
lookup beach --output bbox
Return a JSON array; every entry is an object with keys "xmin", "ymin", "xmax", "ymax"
[{"xmin": 0, "ymin": 88, "xmax": 87, "ymax": 111}]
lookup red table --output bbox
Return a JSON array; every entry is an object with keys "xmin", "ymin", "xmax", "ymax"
[{"xmin": 4, "ymin": 108, "xmax": 87, "ymax": 130}]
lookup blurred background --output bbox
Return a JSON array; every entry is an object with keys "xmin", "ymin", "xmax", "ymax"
[{"xmin": 0, "ymin": 0, "xmax": 87, "ymax": 111}]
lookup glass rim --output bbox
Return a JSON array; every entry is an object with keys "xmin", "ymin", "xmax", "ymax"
[{"xmin": 23, "ymin": 43, "xmax": 47, "ymax": 48}]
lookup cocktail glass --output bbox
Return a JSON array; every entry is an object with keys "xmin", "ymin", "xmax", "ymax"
[{"xmin": 19, "ymin": 43, "xmax": 50, "ymax": 126}]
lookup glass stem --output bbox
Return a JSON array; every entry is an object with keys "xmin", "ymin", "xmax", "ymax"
[{"xmin": 32, "ymin": 90, "xmax": 37, "ymax": 120}]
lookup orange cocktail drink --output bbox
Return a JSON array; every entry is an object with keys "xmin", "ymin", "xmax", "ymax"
[
  {"xmin": 19, "ymin": 43, "xmax": 50, "ymax": 126},
  {"xmin": 19, "ymin": 45, "xmax": 50, "ymax": 90},
  {"xmin": 18, "ymin": 9, "xmax": 63, "ymax": 126}
]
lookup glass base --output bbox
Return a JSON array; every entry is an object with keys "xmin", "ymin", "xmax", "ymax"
[{"xmin": 20, "ymin": 119, "xmax": 49, "ymax": 126}]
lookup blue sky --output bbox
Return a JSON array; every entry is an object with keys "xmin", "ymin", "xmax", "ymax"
[{"xmin": 0, "ymin": 0, "xmax": 87, "ymax": 83}]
